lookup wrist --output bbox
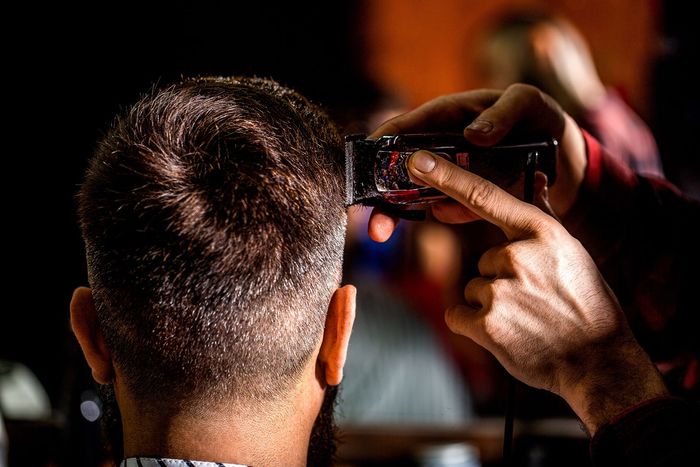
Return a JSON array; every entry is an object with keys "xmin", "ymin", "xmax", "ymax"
[{"xmin": 559, "ymin": 338, "xmax": 669, "ymax": 435}]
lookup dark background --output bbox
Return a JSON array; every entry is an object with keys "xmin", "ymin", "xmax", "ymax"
[
  {"xmin": 2, "ymin": 1, "xmax": 697, "ymax": 466},
  {"xmin": 652, "ymin": 1, "xmax": 700, "ymax": 198}
]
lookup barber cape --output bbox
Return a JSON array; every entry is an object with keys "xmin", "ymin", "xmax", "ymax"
[{"xmin": 121, "ymin": 458, "xmax": 248, "ymax": 467}]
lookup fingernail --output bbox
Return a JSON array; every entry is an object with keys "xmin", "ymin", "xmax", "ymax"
[
  {"xmin": 410, "ymin": 151, "xmax": 436, "ymax": 173},
  {"xmin": 466, "ymin": 120, "xmax": 493, "ymax": 133}
]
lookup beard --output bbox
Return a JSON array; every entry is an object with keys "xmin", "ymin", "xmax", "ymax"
[
  {"xmin": 99, "ymin": 383, "xmax": 340, "ymax": 467},
  {"xmin": 306, "ymin": 384, "xmax": 339, "ymax": 467},
  {"xmin": 98, "ymin": 383, "xmax": 123, "ymax": 465}
]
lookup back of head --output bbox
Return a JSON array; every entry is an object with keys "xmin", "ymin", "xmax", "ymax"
[{"xmin": 78, "ymin": 77, "xmax": 346, "ymax": 411}]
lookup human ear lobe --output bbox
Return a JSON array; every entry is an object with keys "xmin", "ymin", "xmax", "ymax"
[
  {"xmin": 70, "ymin": 287, "xmax": 114, "ymax": 384},
  {"xmin": 318, "ymin": 285, "xmax": 356, "ymax": 386}
]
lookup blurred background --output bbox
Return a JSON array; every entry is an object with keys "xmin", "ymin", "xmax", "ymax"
[{"xmin": 2, "ymin": 0, "xmax": 697, "ymax": 466}]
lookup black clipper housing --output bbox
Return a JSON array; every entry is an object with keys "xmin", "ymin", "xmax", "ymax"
[{"xmin": 345, "ymin": 133, "xmax": 558, "ymax": 219}]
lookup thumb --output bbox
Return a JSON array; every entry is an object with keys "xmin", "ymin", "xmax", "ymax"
[{"xmin": 408, "ymin": 150, "xmax": 552, "ymax": 239}]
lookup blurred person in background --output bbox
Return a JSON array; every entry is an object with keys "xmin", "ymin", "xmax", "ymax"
[{"xmin": 478, "ymin": 10, "xmax": 664, "ymax": 178}]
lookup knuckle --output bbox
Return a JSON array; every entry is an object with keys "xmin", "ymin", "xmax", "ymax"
[
  {"xmin": 507, "ymin": 83, "xmax": 549, "ymax": 111},
  {"xmin": 508, "ymin": 83, "xmax": 539, "ymax": 98},
  {"xmin": 500, "ymin": 244, "xmax": 521, "ymax": 267},
  {"xmin": 481, "ymin": 312, "xmax": 505, "ymax": 343},
  {"xmin": 477, "ymin": 254, "xmax": 491, "ymax": 275},
  {"xmin": 462, "ymin": 179, "xmax": 495, "ymax": 210},
  {"xmin": 464, "ymin": 277, "xmax": 487, "ymax": 303},
  {"xmin": 444, "ymin": 305, "xmax": 465, "ymax": 331},
  {"xmin": 487, "ymin": 278, "xmax": 506, "ymax": 299},
  {"xmin": 433, "ymin": 162, "xmax": 457, "ymax": 187},
  {"xmin": 514, "ymin": 207, "xmax": 557, "ymax": 237},
  {"xmin": 432, "ymin": 158, "xmax": 498, "ymax": 213},
  {"xmin": 464, "ymin": 278, "xmax": 478, "ymax": 297},
  {"xmin": 434, "ymin": 94, "xmax": 457, "ymax": 109},
  {"xmin": 534, "ymin": 216, "xmax": 563, "ymax": 239}
]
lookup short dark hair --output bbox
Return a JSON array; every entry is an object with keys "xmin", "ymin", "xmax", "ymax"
[{"xmin": 78, "ymin": 77, "xmax": 346, "ymax": 409}]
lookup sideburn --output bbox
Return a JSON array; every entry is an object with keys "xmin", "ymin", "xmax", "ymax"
[
  {"xmin": 306, "ymin": 385, "xmax": 340, "ymax": 467},
  {"xmin": 98, "ymin": 383, "xmax": 124, "ymax": 465}
]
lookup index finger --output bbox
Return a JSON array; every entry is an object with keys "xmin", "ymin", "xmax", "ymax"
[
  {"xmin": 408, "ymin": 151, "xmax": 553, "ymax": 239},
  {"xmin": 369, "ymin": 90, "xmax": 502, "ymax": 138}
]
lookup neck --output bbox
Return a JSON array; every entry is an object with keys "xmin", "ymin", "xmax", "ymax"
[{"xmin": 117, "ymin": 378, "xmax": 323, "ymax": 467}]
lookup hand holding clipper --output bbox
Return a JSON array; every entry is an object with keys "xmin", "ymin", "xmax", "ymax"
[{"xmin": 345, "ymin": 133, "xmax": 558, "ymax": 219}]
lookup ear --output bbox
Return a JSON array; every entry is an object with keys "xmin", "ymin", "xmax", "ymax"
[
  {"xmin": 70, "ymin": 287, "xmax": 115, "ymax": 384},
  {"xmin": 317, "ymin": 285, "xmax": 356, "ymax": 386}
]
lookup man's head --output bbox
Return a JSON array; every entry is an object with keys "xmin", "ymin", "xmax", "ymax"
[{"xmin": 70, "ymin": 77, "xmax": 355, "ymax": 463}]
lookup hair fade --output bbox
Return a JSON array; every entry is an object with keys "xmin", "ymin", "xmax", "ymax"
[{"xmin": 78, "ymin": 77, "xmax": 347, "ymax": 409}]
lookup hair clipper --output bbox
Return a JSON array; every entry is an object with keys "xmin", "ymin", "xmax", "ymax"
[{"xmin": 344, "ymin": 133, "xmax": 558, "ymax": 220}]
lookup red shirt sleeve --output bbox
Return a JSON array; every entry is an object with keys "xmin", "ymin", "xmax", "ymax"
[
  {"xmin": 578, "ymin": 88, "xmax": 664, "ymax": 178},
  {"xmin": 590, "ymin": 397, "xmax": 700, "ymax": 466},
  {"xmin": 562, "ymin": 131, "xmax": 700, "ymax": 396}
]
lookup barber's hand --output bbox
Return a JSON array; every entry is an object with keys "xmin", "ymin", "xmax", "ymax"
[
  {"xmin": 404, "ymin": 150, "xmax": 667, "ymax": 435},
  {"xmin": 368, "ymin": 84, "xmax": 587, "ymax": 242}
]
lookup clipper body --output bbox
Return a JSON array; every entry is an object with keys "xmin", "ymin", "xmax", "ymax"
[{"xmin": 345, "ymin": 133, "xmax": 557, "ymax": 218}]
